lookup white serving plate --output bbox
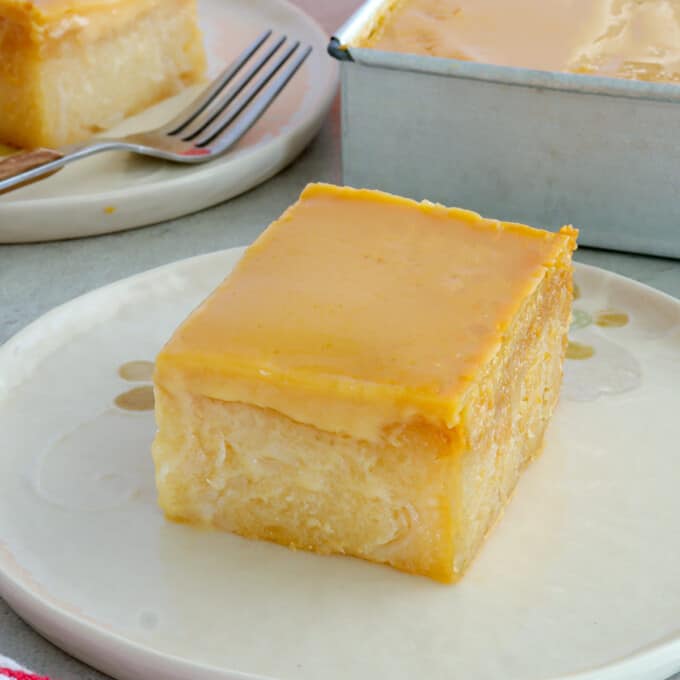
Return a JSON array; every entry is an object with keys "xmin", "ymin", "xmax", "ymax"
[
  {"xmin": 0, "ymin": 0, "xmax": 338, "ymax": 243},
  {"xmin": 0, "ymin": 249, "xmax": 679, "ymax": 680}
]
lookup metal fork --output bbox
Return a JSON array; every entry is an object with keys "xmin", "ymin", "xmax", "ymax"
[{"xmin": 0, "ymin": 30, "xmax": 311, "ymax": 195}]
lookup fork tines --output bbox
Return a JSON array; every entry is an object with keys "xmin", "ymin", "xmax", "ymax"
[{"xmin": 167, "ymin": 30, "xmax": 312, "ymax": 151}]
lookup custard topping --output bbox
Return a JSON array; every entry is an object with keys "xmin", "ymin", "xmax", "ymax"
[
  {"xmin": 360, "ymin": 0, "xmax": 680, "ymax": 84},
  {"xmin": 156, "ymin": 184, "xmax": 576, "ymax": 439}
]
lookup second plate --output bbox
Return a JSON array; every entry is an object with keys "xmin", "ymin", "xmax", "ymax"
[{"xmin": 0, "ymin": 0, "xmax": 338, "ymax": 243}]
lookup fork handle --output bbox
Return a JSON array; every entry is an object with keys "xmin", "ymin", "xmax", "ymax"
[
  {"xmin": 0, "ymin": 149, "xmax": 65, "ymax": 194},
  {"xmin": 0, "ymin": 141, "xmax": 123, "ymax": 195}
]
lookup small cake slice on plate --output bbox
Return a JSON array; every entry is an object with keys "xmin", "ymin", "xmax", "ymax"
[
  {"xmin": 152, "ymin": 184, "xmax": 577, "ymax": 582},
  {"xmin": 0, "ymin": 0, "xmax": 207, "ymax": 149}
]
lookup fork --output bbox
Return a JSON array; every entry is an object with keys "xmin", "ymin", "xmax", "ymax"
[{"xmin": 0, "ymin": 30, "xmax": 311, "ymax": 195}]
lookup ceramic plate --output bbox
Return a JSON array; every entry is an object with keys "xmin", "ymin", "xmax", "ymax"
[
  {"xmin": 0, "ymin": 0, "xmax": 337, "ymax": 243},
  {"xmin": 0, "ymin": 250, "xmax": 679, "ymax": 680}
]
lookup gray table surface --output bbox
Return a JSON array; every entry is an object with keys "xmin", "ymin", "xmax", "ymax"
[{"xmin": 1, "ymin": 109, "xmax": 679, "ymax": 679}]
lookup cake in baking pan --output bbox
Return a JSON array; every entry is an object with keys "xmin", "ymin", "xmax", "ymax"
[{"xmin": 359, "ymin": 0, "xmax": 680, "ymax": 84}]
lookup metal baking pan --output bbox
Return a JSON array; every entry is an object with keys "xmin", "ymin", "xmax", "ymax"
[{"xmin": 329, "ymin": 0, "xmax": 680, "ymax": 259}]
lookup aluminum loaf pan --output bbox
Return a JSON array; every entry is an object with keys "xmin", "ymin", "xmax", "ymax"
[{"xmin": 329, "ymin": 0, "xmax": 680, "ymax": 259}]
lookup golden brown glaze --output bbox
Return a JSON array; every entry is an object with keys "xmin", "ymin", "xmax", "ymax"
[
  {"xmin": 361, "ymin": 0, "xmax": 680, "ymax": 83},
  {"xmin": 155, "ymin": 183, "xmax": 576, "ymax": 438},
  {"xmin": 566, "ymin": 340, "xmax": 595, "ymax": 359},
  {"xmin": 115, "ymin": 386, "xmax": 155, "ymax": 411},
  {"xmin": 118, "ymin": 360, "xmax": 155, "ymax": 382},
  {"xmin": 595, "ymin": 310, "xmax": 629, "ymax": 327}
]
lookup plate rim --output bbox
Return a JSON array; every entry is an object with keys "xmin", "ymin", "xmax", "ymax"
[{"xmin": 0, "ymin": 251, "xmax": 679, "ymax": 680}]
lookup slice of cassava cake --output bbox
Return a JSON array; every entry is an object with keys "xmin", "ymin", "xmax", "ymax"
[
  {"xmin": 152, "ymin": 183, "xmax": 577, "ymax": 582},
  {"xmin": 0, "ymin": 0, "xmax": 206, "ymax": 148}
]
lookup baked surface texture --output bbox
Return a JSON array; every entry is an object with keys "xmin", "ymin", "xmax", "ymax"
[
  {"xmin": 358, "ymin": 0, "xmax": 680, "ymax": 84},
  {"xmin": 153, "ymin": 183, "xmax": 577, "ymax": 582},
  {"xmin": 0, "ymin": 0, "xmax": 206, "ymax": 148}
]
